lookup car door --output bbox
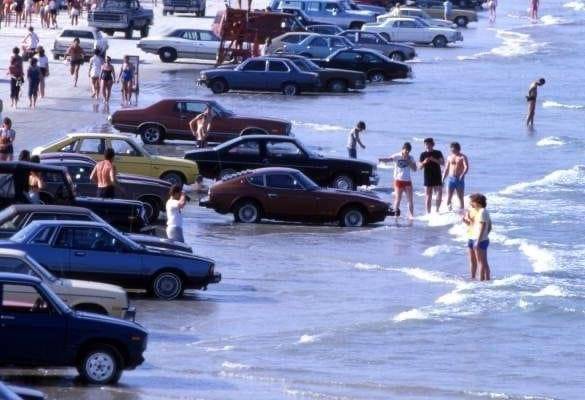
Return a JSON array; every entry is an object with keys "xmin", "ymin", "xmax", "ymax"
[
  {"xmin": 75, "ymin": 137, "xmax": 106, "ymax": 162},
  {"xmin": 266, "ymin": 60, "xmax": 292, "ymax": 90},
  {"xmin": 358, "ymin": 31, "xmax": 385, "ymax": 53},
  {"xmin": 24, "ymin": 225, "xmax": 70, "ymax": 275},
  {"xmin": 66, "ymin": 163, "xmax": 95, "ymax": 197},
  {"xmin": 177, "ymin": 30, "xmax": 199, "ymax": 58},
  {"xmin": 107, "ymin": 138, "xmax": 152, "ymax": 177},
  {"xmin": 329, "ymin": 37, "xmax": 351, "ymax": 55},
  {"xmin": 196, "ymin": 30, "xmax": 220, "ymax": 60},
  {"xmin": 177, "ymin": 100, "xmax": 207, "ymax": 137},
  {"xmin": 218, "ymin": 139, "xmax": 264, "ymax": 172},
  {"xmin": 329, "ymin": 50, "xmax": 362, "ymax": 72},
  {"xmin": 397, "ymin": 20, "xmax": 419, "ymax": 42},
  {"xmin": 0, "ymin": 283, "xmax": 67, "ymax": 365},
  {"xmin": 306, "ymin": 36, "xmax": 329, "ymax": 58},
  {"xmin": 264, "ymin": 172, "xmax": 317, "ymax": 219},
  {"xmin": 232, "ymin": 60, "xmax": 267, "ymax": 90}
]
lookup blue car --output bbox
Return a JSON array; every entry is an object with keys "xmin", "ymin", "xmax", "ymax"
[
  {"xmin": 0, "ymin": 220, "xmax": 221, "ymax": 300},
  {"xmin": 0, "ymin": 273, "xmax": 147, "ymax": 384},
  {"xmin": 198, "ymin": 56, "xmax": 322, "ymax": 96}
]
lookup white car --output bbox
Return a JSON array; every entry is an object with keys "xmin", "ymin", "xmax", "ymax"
[
  {"xmin": 52, "ymin": 26, "xmax": 108, "ymax": 60},
  {"xmin": 137, "ymin": 28, "xmax": 220, "ymax": 63},
  {"xmin": 362, "ymin": 17, "xmax": 463, "ymax": 48},
  {"xmin": 377, "ymin": 7, "xmax": 454, "ymax": 28}
]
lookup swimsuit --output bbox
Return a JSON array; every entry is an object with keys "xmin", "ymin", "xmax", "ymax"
[
  {"xmin": 468, "ymin": 239, "xmax": 490, "ymax": 250},
  {"xmin": 447, "ymin": 175, "xmax": 464, "ymax": 191},
  {"xmin": 97, "ymin": 186, "xmax": 115, "ymax": 199},
  {"xmin": 121, "ymin": 66, "xmax": 134, "ymax": 82},
  {"xmin": 100, "ymin": 67, "xmax": 113, "ymax": 81}
]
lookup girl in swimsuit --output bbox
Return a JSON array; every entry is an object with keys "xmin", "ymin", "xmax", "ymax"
[
  {"xmin": 100, "ymin": 56, "xmax": 115, "ymax": 103},
  {"xmin": 117, "ymin": 55, "xmax": 135, "ymax": 106}
]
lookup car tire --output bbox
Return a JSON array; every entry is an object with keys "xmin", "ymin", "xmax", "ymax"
[
  {"xmin": 160, "ymin": 171, "xmax": 185, "ymax": 187},
  {"xmin": 455, "ymin": 16, "xmax": 468, "ymax": 27},
  {"xmin": 140, "ymin": 124, "xmax": 165, "ymax": 144},
  {"xmin": 332, "ymin": 174, "xmax": 355, "ymax": 190},
  {"xmin": 103, "ymin": 29, "xmax": 115, "ymax": 36},
  {"xmin": 389, "ymin": 51, "xmax": 405, "ymax": 61},
  {"xmin": 138, "ymin": 196, "xmax": 162, "ymax": 222},
  {"xmin": 339, "ymin": 206, "xmax": 366, "ymax": 227},
  {"xmin": 159, "ymin": 47, "xmax": 177, "ymax": 63},
  {"xmin": 432, "ymin": 35, "xmax": 448, "ymax": 48},
  {"xmin": 151, "ymin": 271, "xmax": 183, "ymax": 300},
  {"xmin": 368, "ymin": 71, "xmax": 385, "ymax": 83},
  {"xmin": 328, "ymin": 79, "xmax": 347, "ymax": 93},
  {"xmin": 282, "ymin": 82, "xmax": 300, "ymax": 96},
  {"xmin": 77, "ymin": 345, "xmax": 123, "ymax": 385},
  {"xmin": 53, "ymin": 54, "xmax": 60, "ymax": 60},
  {"xmin": 219, "ymin": 169, "xmax": 237, "ymax": 179},
  {"xmin": 162, "ymin": 10, "xmax": 168, "ymax": 16},
  {"xmin": 210, "ymin": 78, "xmax": 228, "ymax": 94},
  {"xmin": 124, "ymin": 27, "xmax": 133, "ymax": 39},
  {"xmin": 349, "ymin": 21, "xmax": 363, "ymax": 29},
  {"xmin": 140, "ymin": 25, "xmax": 149, "ymax": 38},
  {"xmin": 233, "ymin": 200, "xmax": 261, "ymax": 223}
]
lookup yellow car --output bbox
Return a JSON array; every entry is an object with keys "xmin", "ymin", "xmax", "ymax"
[{"xmin": 33, "ymin": 133, "xmax": 198, "ymax": 186}]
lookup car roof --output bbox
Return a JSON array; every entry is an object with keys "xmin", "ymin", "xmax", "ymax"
[
  {"xmin": 0, "ymin": 161, "xmax": 66, "ymax": 174},
  {"xmin": 382, "ymin": 17, "xmax": 417, "ymax": 21},
  {"xmin": 252, "ymin": 167, "xmax": 302, "ymax": 174},
  {"xmin": 60, "ymin": 26, "xmax": 99, "ymax": 33},
  {"xmin": 3, "ymin": 204, "xmax": 94, "ymax": 214},
  {"xmin": 40, "ymin": 152, "xmax": 97, "ymax": 164},
  {"xmin": 235, "ymin": 134, "xmax": 295, "ymax": 141},
  {"xmin": 26, "ymin": 220, "xmax": 105, "ymax": 228},
  {"xmin": 65, "ymin": 132, "xmax": 134, "ymax": 140},
  {"xmin": 0, "ymin": 272, "xmax": 42, "ymax": 284},
  {"xmin": 398, "ymin": 7, "xmax": 424, "ymax": 11}
]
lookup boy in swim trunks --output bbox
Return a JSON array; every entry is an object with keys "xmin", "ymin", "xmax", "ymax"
[
  {"xmin": 379, "ymin": 142, "xmax": 417, "ymax": 219},
  {"xmin": 525, "ymin": 77, "xmax": 545, "ymax": 128},
  {"xmin": 442, "ymin": 142, "xmax": 468, "ymax": 211}
]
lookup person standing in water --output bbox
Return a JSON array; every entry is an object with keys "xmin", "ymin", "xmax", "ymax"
[
  {"xmin": 89, "ymin": 148, "xmax": 118, "ymax": 198},
  {"xmin": 443, "ymin": 0, "xmax": 452, "ymax": 20},
  {"xmin": 525, "ymin": 78, "xmax": 545, "ymax": 128},
  {"xmin": 462, "ymin": 193, "xmax": 492, "ymax": 281},
  {"xmin": 100, "ymin": 56, "xmax": 115, "ymax": 103},
  {"xmin": 379, "ymin": 142, "xmax": 417, "ymax": 219},
  {"xmin": 419, "ymin": 138, "xmax": 444, "ymax": 214},
  {"xmin": 530, "ymin": 0, "xmax": 539, "ymax": 20},
  {"xmin": 442, "ymin": 142, "xmax": 469, "ymax": 211},
  {"xmin": 346, "ymin": 121, "xmax": 366, "ymax": 159}
]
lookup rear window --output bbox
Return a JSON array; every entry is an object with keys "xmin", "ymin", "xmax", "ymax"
[
  {"xmin": 61, "ymin": 30, "xmax": 94, "ymax": 40},
  {"xmin": 247, "ymin": 174, "xmax": 264, "ymax": 187}
]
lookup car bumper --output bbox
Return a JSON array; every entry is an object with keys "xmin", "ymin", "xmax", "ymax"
[
  {"xmin": 352, "ymin": 79, "xmax": 366, "ymax": 89},
  {"xmin": 196, "ymin": 78, "xmax": 209, "ymax": 87},
  {"xmin": 124, "ymin": 306, "xmax": 136, "ymax": 321}
]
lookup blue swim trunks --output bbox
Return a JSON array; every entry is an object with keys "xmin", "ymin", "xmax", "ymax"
[
  {"xmin": 448, "ymin": 176, "xmax": 465, "ymax": 191},
  {"xmin": 468, "ymin": 239, "xmax": 490, "ymax": 250}
]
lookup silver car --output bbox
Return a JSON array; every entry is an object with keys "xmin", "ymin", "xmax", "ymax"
[
  {"xmin": 276, "ymin": 33, "xmax": 354, "ymax": 59},
  {"xmin": 137, "ymin": 28, "xmax": 219, "ymax": 63},
  {"xmin": 338, "ymin": 30, "xmax": 417, "ymax": 61},
  {"xmin": 52, "ymin": 27, "xmax": 108, "ymax": 60}
]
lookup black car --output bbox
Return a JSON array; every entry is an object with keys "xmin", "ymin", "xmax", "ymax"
[
  {"xmin": 0, "ymin": 204, "xmax": 193, "ymax": 253},
  {"xmin": 184, "ymin": 135, "xmax": 379, "ymax": 190},
  {"xmin": 0, "ymin": 162, "xmax": 149, "ymax": 233},
  {"xmin": 198, "ymin": 56, "xmax": 322, "ymax": 96},
  {"xmin": 312, "ymin": 48, "xmax": 412, "ymax": 82},
  {"xmin": 276, "ymin": 54, "xmax": 366, "ymax": 92},
  {"xmin": 0, "ymin": 273, "xmax": 147, "ymax": 384}
]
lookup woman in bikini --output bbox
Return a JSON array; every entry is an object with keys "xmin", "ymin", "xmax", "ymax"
[{"xmin": 100, "ymin": 56, "xmax": 115, "ymax": 103}]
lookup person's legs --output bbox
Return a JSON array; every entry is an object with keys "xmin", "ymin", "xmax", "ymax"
[
  {"xmin": 455, "ymin": 180, "xmax": 465, "ymax": 210},
  {"xmin": 434, "ymin": 185, "xmax": 443, "ymax": 212},
  {"xmin": 73, "ymin": 64, "xmax": 80, "ymax": 86},
  {"xmin": 405, "ymin": 185, "xmax": 414, "ymax": 218},
  {"xmin": 424, "ymin": 186, "xmax": 432, "ymax": 214},
  {"xmin": 446, "ymin": 178, "xmax": 455, "ymax": 210},
  {"xmin": 393, "ymin": 185, "xmax": 403, "ymax": 215},
  {"xmin": 468, "ymin": 241, "xmax": 478, "ymax": 279},
  {"xmin": 476, "ymin": 247, "xmax": 490, "ymax": 281},
  {"xmin": 348, "ymin": 148, "xmax": 356, "ymax": 159},
  {"xmin": 526, "ymin": 100, "xmax": 536, "ymax": 127}
]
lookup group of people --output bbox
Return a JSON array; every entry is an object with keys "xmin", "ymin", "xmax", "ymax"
[{"xmin": 0, "ymin": 0, "xmax": 102, "ymax": 29}]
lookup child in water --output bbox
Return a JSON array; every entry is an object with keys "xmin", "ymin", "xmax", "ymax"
[{"xmin": 463, "ymin": 193, "xmax": 492, "ymax": 281}]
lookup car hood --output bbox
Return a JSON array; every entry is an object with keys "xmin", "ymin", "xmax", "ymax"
[
  {"xmin": 128, "ymin": 233, "xmax": 193, "ymax": 253},
  {"xmin": 229, "ymin": 115, "xmax": 290, "ymax": 126},
  {"xmin": 138, "ymin": 35, "xmax": 166, "ymax": 44},
  {"xmin": 75, "ymin": 310, "xmax": 147, "ymax": 333},
  {"xmin": 318, "ymin": 187, "xmax": 385, "ymax": 201},
  {"xmin": 316, "ymin": 155, "xmax": 376, "ymax": 169},
  {"xmin": 76, "ymin": 196, "xmax": 145, "ymax": 209},
  {"xmin": 58, "ymin": 278, "xmax": 127, "ymax": 299},
  {"xmin": 184, "ymin": 148, "xmax": 217, "ymax": 160},
  {"xmin": 142, "ymin": 245, "xmax": 214, "ymax": 264},
  {"xmin": 429, "ymin": 18, "xmax": 454, "ymax": 27}
]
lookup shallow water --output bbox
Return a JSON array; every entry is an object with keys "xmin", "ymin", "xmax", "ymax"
[{"xmin": 2, "ymin": 0, "xmax": 585, "ymax": 399}]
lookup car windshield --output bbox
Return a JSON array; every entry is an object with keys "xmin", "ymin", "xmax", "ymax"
[
  {"xmin": 295, "ymin": 172, "xmax": 319, "ymax": 190},
  {"xmin": 102, "ymin": 0, "xmax": 135, "ymax": 9},
  {"xmin": 25, "ymin": 254, "xmax": 58, "ymax": 283},
  {"xmin": 291, "ymin": 58, "xmax": 318, "ymax": 72},
  {"xmin": 209, "ymin": 101, "xmax": 233, "ymax": 117},
  {"xmin": 10, "ymin": 222, "xmax": 39, "ymax": 243},
  {"xmin": 414, "ymin": 18, "xmax": 429, "ymax": 27}
]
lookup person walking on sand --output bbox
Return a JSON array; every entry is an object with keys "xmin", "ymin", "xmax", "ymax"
[
  {"xmin": 379, "ymin": 142, "xmax": 417, "ymax": 219},
  {"xmin": 118, "ymin": 55, "xmax": 135, "ymax": 106},
  {"xmin": 442, "ymin": 142, "xmax": 469, "ymax": 211},
  {"xmin": 525, "ymin": 78, "xmax": 545, "ymax": 128},
  {"xmin": 166, "ymin": 184, "xmax": 187, "ymax": 243},
  {"xmin": 88, "ymin": 49, "xmax": 103, "ymax": 99},
  {"xmin": 189, "ymin": 106, "xmax": 214, "ymax": 148},
  {"xmin": 66, "ymin": 37, "xmax": 84, "ymax": 87},
  {"xmin": 89, "ymin": 148, "xmax": 118, "ymax": 198},
  {"xmin": 419, "ymin": 138, "xmax": 444, "ymax": 214},
  {"xmin": 70, "ymin": 0, "xmax": 80, "ymax": 25},
  {"xmin": 0, "ymin": 117, "xmax": 16, "ymax": 161},
  {"xmin": 346, "ymin": 121, "xmax": 366, "ymax": 159},
  {"xmin": 462, "ymin": 193, "xmax": 492, "ymax": 281},
  {"xmin": 7, "ymin": 47, "xmax": 24, "ymax": 108},
  {"xmin": 100, "ymin": 56, "xmax": 115, "ymax": 103},
  {"xmin": 443, "ymin": 0, "xmax": 452, "ymax": 20},
  {"xmin": 26, "ymin": 57, "xmax": 41, "ymax": 108},
  {"xmin": 37, "ymin": 46, "xmax": 49, "ymax": 98},
  {"xmin": 530, "ymin": 0, "xmax": 539, "ymax": 20}
]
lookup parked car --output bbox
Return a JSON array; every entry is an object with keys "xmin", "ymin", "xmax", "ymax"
[
  {"xmin": 88, "ymin": 0, "xmax": 154, "ymax": 39},
  {"xmin": 52, "ymin": 27, "xmax": 108, "ymax": 61},
  {"xmin": 413, "ymin": 0, "xmax": 484, "ymax": 11},
  {"xmin": 162, "ymin": 0, "xmax": 206, "ymax": 16},
  {"xmin": 275, "ymin": 33, "xmax": 354, "ymax": 59},
  {"xmin": 276, "ymin": 54, "xmax": 366, "ymax": 92},
  {"xmin": 109, "ymin": 99, "xmax": 291, "ymax": 145},
  {"xmin": 0, "ymin": 381, "xmax": 45, "ymax": 400},
  {"xmin": 0, "ymin": 221, "xmax": 221, "ymax": 299},
  {"xmin": 272, "ymin": 0, "xmax": 376, "ymax": 29},
  {"xmin": 198, "ymin": 56, "xmax": 322, "ymax": 96},
  {"xmin": 39, "ymin": 152, "xmax": 171, "ymax": 221},
  {"xmin": 200, "ymin": 167, "xmax": 393, "ymax": 226},
  {"xmin": 137, "ymin": 28, "xmax": 219, "ymax": 63},
  {"xmin": 312, "ymin": 48, "xmax": 412, "ymax": 81},
  {"xmin": 338, "ymin": 29, "xmax": 416, "ymax": 60},
  {"xmin": 0, "ymin": 162, "xmax": 149, "ymax": 233},
  {"xmin": 305, "ymin": 24, "xmax": 343, "ymax": 35},
  {"xmin": 184, "ymin": 135, "xmax": 379, "ymax": 190},
  {"xmin": 0, "ymin": 248, "xmax": 134, "ymax": 319},
  {"xmin": 0, "ymin": 273, "xmax": 147, "ymax": 384},
  {"xmin": 383, "ymin": 5, "xmax": 477, "ymax": 27},
  {"xmin": 32, "ymin": 133, "xmax": 199, "ymax": 186},
  {"xmin": 0, "ymin": 204, "xmax": 193, "ymax": 253},
  {"xmin": 266, "ymin": 31, "xmax": 315, "ymax": 53},
  {"xmin": 362, "ymin": 17, "xmax": 463, "ymax": 47}
]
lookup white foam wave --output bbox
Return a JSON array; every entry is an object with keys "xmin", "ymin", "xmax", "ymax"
[
  {"xmin": 517, "ymin": 299, "xmax": 531, "ymax": 309},
  {"xmin": 436, "ymin": 291, "xmax": 467, "ymax": 305},
  {"xmin": 393, "ymin": 308, "xmax": 429, "ymax": 322},
  {"xmin": 539, "ymin": 15, "xmax": 568, "ymax": 25},
  {"xmin": 298, "ymin": 334, "xmax": 320, "ymax": 344},
  {"xmin": 529, "ymin": 284, "xmax": 568, "ymax": 297},
  {"xmin": 353, "ymin": 262, "xmax": 384, "ymax": 271},
  {"xmin": 536, "ymin": 136, "xmax": 565, "ymax": 147},
  {"xmin": 499, "ymin": 165, "xmax": 585, "ymax": 195},
  {"xmin": 291, "ymin": 120, "xmax": 346, "ymax": 132},
  {"xmin": 222, "ymin": 361, "xmax": 250, "ymax": 370},
  {"xmin": 490, "ymin": 233, "xmax": 556, "ymax": 273},
  {"xmin": 564, "ymin": 1, "xmax": 585, "ymax": 11},
  {"xmin": 422, "ymin": 244, "xmax": 457, "ymax": 257},
  {"xmin": 542, "ymin": 100, "xmax": 585, "ymax": 110},
  {"xmin": 205, "ymin": 345, "xmax": 234, "ymax": 352},
  {"xmin": 458, "ymin": 29, "xmax": 544, "ymax": 61},
  {"xmin": 417, "ymin": 212, "xmax": 462, "ymax": 227}
]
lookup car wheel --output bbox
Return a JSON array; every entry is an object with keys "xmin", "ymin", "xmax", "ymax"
[
  {"xmin": 77, "ymin": 346, "xmax": 122, "ymax": 384},
  {"xmin": 339, "ymin": 206, "xmax": 366, "ymax": 227},
  {"xmin": 233, "ymin": 200, "xmax": 261, "ymax": 223},
  {"xmin": 332, "ymin": 174, "xmax": 355, "ymax": 190},
  {"xmin": 368, "ymin": 71, "xmax": 385, "ymax": 83},
  {"xmin": 152, "ymin": 271, "xmax": 183, "ymax": 300},
  {"xmin": 455, "ymin": 16, "xmax": 468, "ymax": 27},
  {"xmin": 219, "ymin": 169, "xmax": 237, "ymax": 179},
  {"xmin": 282, "ymin": 82, "xmax": 300, "ymax": 96},
  {"xmin": 53, "ymin": 54, "xmax": 60, "ymax": 60},
  {"xmin": 328, "ymin": 79, "xmax": 347, "ymax": 93},
  {"xmin": 349, "ymin": 21, "xmax": 363, "ymax": 29},
  {"xmin": 379, "ymin": 32, "xmax": 391, "ymax": 41},
  {"xmin": 159, "ymin": 47, "xmax": 177, "ymax": 63},
  {"xmin": 138, "ymin": 196, "xmax": 161, "ymax": 222},
  {"xmin": 140, "ymin": 124, "xmax": 165, "ymax": 144},
  {"xmin": 103, "ymin": 29, "xmax": 114, "ymax": 36},
  {"xmin": 124, "ymin": 27, "xmax": 133, "ymax": 39},
  {"xmin": 389, "ymin": 51, "xmax": 405, "ymax": 61},
  {"xmin": 162, "ymin": 10, "xmax": 167, "ymax": 15},
  {"xmin": 160, "ymin": 171, "xmax": 185, "ymax": 186},
  {"xmin": 140, "ymin": 25, "xmax": 149, "ymax": 38},
  {"xmin": 210, "ymin": 78, "xmax": 228, "ymax": 94},
  {"xmin": 432, "ymin": 35, "xmax": 448, "ymax": 48}
]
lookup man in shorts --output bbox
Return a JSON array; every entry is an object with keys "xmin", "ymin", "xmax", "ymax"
[
  {"xmin": 442, "ymin": 142, "xmax": 469, "ymax": 211},
  {"xmin": 90, "ymin": 148, "xmax": 118, "ymax": 198},
  {"xmin": 346, "ymin": 121, "xmax": 366, "ymax": 159},
  {"xmin": 525, "ymin": 77, "xmax": 545, "ymax": 128},
  {"xmin": 419, "ymin": 138, "xmax": 444, "ymax": 214}
]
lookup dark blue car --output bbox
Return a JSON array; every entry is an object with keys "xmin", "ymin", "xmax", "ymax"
[
  {"xmin": 0, "ymin": 273, "xmax": 147, "ymax": 384},
  {"xmin": 198, "ymin": 56, "xmax": 322, "ymax": 96}
]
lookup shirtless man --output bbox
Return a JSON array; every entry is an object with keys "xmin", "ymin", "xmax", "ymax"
[
  {"xmin": 525, "ymin": 78, "xmax": 545, "ymax": 128},
  {"xmin": 442, "ymin": 142, "xmax": 469, "ymax": 211},
  {"xmin": 189, "ymin": 106, "xmax": 214, "ymax": 148},
  {"xmin": 90, "ymin": 148, "xmax": 117, "ymax": 198}
]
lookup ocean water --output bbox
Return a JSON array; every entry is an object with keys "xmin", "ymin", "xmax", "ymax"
[{"xmin": 1, "ymin": 1, "xmax": 585, "ymax": 399}]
